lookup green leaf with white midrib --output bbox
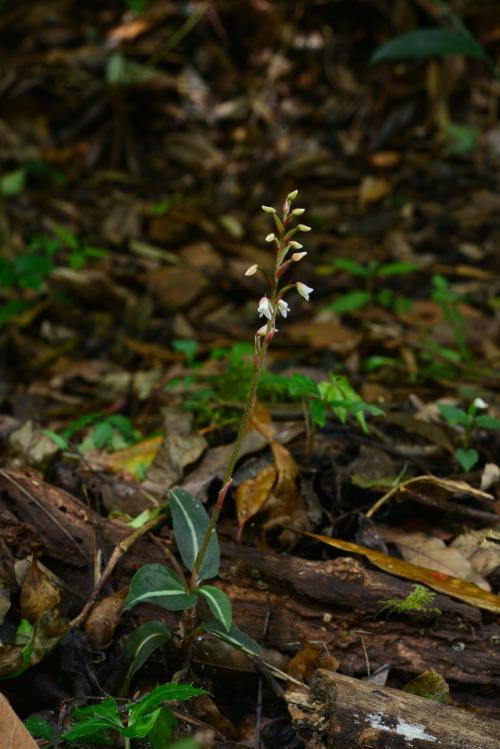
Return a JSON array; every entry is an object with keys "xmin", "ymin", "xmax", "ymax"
[
  {"xmin": 372, "ymin": 29, "xmax": 490, "ymax": 64},
  {"xmin": 203, "ymin": 620, "xmax": 262, "ymax": 655},
  {"xmin": 124, "ymin": 564, "xmax": 197, "ymax": 612},
  {"xmin": 123, "ymin": 621, "xmax": 172, "ymax": 693},
  {"xmin": 169, "ymin": 487, "xmax": 220, "ymax": 581},
  {"xmin": 197, "ymin": 585, "xmax": 232, "ymax": 631}
]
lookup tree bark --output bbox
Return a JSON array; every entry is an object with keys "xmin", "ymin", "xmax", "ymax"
[{"xmin": 286, "ymin": 668, "xmax": 500, "ymax": 749}]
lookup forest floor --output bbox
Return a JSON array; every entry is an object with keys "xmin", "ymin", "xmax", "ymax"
[{"xmin": 0, "ymin": 1, "xmax": 500, "ymax": 747}]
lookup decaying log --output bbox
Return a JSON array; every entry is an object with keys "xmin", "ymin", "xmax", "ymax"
[
  {"xmin": 286, "ymin": 668, "xmax": 500, "ymax": 748},
  {"xmin": 2, "ymin": 468, "xmax": 500, "ymax": 697}
]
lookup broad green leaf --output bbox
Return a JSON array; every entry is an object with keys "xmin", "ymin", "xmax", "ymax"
[
  {"xmin": 172, "ymin": 339, "xmax": 199, "ymax": 365},
  {"xmin": 204, "ymin": 620, "xmax": 261, "ymax": 655},
  {"xmin": 169, "ymin": 487, "xmax": 220, "ymax": 580},
  {"xmin": 51, "ymin": 221, "xmax": 80, "ymax": 250},
  {"xmin": 124, "ymin": 621, "xmax": 171, "ymax": 690},
  {"xmin": 72, "ymin": 698, "xmax": 122, "ymax": 725},
  {"xmin": 377, "ymin": 262, "xmax": 417, "ymax": 276},
  {"xmin": 475, "ymin": 415, "xmax": 500, "ymax": 431},
  {"xmin": 438, "ymin": 404, "xmax": 469, "ymax": 427},
  {"xmin": 1, "ymin": 169, "xmax": 26, "ymax": 197},
  {"xmin": 124, "ymin": 564, "xmax": 197, "ymax": 612},
  {"xmin": 372, "ymin": 29, "xmax": 490, "ymax": 64},
  {"xmin": 91, "ymin": 420, "xmax": 114, "ymax": 449},
  {"xmin": 129, "ymin": 683, "xmax": 204, "ymax": 723},
  {"xmin": 148, "ymin": 707, "xmax": 177, "ymax": 749},
  {"xmin": 197, "ymin": 585, "xmax": 232, "ymax": 631},
  {"xmin": 43, "ymin": 429, "xmax": 69, "ymax": 450},
  {"xmin": 328, "ymin": 291, "xmax": 372, "ymax": 314},
  {"xmin": 123, "ymin": 708, "xmax": 161, "ymax": 739},
  {"xmin": 310, "ymin": 398, "xmax": 326, "ymax": 427},
  {"xmin": 288, "ymin": 373, "xmax": 319, "ymax": 399},
  {"xmin": 24, "ymin": 716, "xmax": 55, "ymax": 742},
  {"xmin": 455, "ymin": 448, "xmax": 478, "ymax": 472},
  {"xmin": 62, "ymin": 717, "xmax": 116, "ymax": 743},
  {"xmin": 333, "ymin": 257, "xmax": 367, "ymax": 276}
]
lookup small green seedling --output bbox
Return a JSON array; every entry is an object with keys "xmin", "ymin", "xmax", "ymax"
[
  {"xmin": 51, "ymin": 222, "xmax": 107, "ymax": 270},
  {"xmin": 287, "ymin": 372, "xmax": 383, "ymax": 459},
  {"xmin": 45, "ymin": 413, "xmax": 140, "ymax": 454},
  {"xmin": 26, "ymin": 682, "xmax": 204, "ymax": 749},
  {"xmin": 431, "ymin": 274, "xmax": 470, "ymax": 364},
  {"xmin": 327, "ymin": 258, "xmax": 415, "ymax": 315},
  {"xmin": 377, "ymin": 585, "xmax": 441, "ymax": 620},
  {"xmin": 438, "ymin": 397, "xmax": 500, "ymax": 471}
]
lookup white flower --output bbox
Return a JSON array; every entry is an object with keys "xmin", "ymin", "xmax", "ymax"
[
  {"xmin": 296, "ymin": 282, "xmax": 313, "ymax": 301},
  {"xmin": 473, "ymin": 397, "xmax": 488, "ymax": 409},
  {"xmin": 258, "ymin": 296, "xmax": 273, "ymax": 320},
  {"xmin": 265, "ymin": 233, "xmax": 276, "ymax": 242},
  {"xmin": 288, "ymin": 240, "xmax": 303, "ymax": 249},
  {"xmin": 287, "ymin": 189, "xmax": 298, "ymax": 201},
  {"xmin": 292, "ymin": 208, "xmax": 305, "ymax": 216},
  {"xmin": 297, "ymin": 224, "xmax": 311, "ymax": 232},
  {"xmin": 292, "ymin": 251, "xmax": 307, "ymax": 261},
  {"xmin": 277, "ymin": 299, "xmax": 290, "ymax": 318},
  {"xmin": 261, "ymin": 205, "xmax": 276, "ymax": 214},
  {"xmin": 245, "ymin": 264, "xmax": 258, "ymax": 276}
]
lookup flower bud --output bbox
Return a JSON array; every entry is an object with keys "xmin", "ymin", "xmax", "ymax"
[
  {"xmin": 261, "ymin": 205, "xmax": 276, "ymax": 214},
  {"xmin": 297, "ymin": 224, "xmax": 311, "ymax": 232},
  {"xmin": 265, "ymin": 233, "xmax": 276, "ymax": 242},
  {"xmin": 287, "ymin": 189, "xmax": 298, "ymax": 201},
  {"xmin": 292, "ymin": 251, "xmax": 307, "ymax": 261},
  {"xmin": 288, "ymin": 240, "xmax": 303, "ymax": 249},
  {"xmin": 245, "ymin": 264, "xmax": 259, "ymax": 276},
  {"xmin": 291, "ymin": 208, "xmax": 305, "ymax": 216}
]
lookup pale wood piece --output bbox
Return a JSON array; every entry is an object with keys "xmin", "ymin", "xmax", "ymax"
[{"xmin": 286, "ymin": 668, "xmax": 500, "ymax": 749}]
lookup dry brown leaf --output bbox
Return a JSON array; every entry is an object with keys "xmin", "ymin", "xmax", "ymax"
[
  {"xmin": 359, "ymin": 175, "xmax": 393, "ymax": 206},
  {"xmin": 235, "ymin": 463, "xmax": 277, "ymax": 541},
  {"xmin": 287, "ymin": 640, "xmax": 339, "ymax": 682},
  {"xmin": 450, "ymin": 528, "xmax": 500, "ymax": 579},
  {"xmin": 298, "ymin": 531, "xmax": 500, "ymax": 614},
  {"xmin": 84, "ymin": 587, "xmax": 128, "ymax": 649},
  {"xmin": 0, "ymin": 693, "xmax": 38, "ymax": 749},
  {"xmin": 20, "ymin": 555, "xmax": 60, "ymax": 624},
  {"xmin": 378, "ymin": 527, "xmax": 490, "ymax": 590}
]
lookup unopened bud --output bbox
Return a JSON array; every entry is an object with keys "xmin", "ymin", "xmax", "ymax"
[
  {"xmin": 292, "ymin": 251, "xmax": 307, "ymax": 261},
  {"xmin": 261, "ymin": 205, "xmax": 276, "ymax": 214},
  {"xmin": 265, "ymin": 233, "xmax": 276, "ymax": 242},
  {"xmin": 287, "ymin": 189, "xmax": 298, "ymax": 202},
  {"xmin": 245, "ymin": 264, "xmax": 259, "ymax": 276},
  {"xmin": 292, "ymin": 208, "xmax": 305, "ymax": 216},
  {"xmin": 297, "ymin": 224, "xmax": 311, "ymax": 232},
  {"xmin": 288, "ymin": 241, "xmax": 303, "ymax": 249}
]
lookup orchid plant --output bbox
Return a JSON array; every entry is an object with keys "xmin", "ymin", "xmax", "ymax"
[{"xmin": 121, "ymin": 190, "xmax": 313, "ymax": 671}]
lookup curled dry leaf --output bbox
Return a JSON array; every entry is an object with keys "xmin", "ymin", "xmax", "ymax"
[
  {"xmin": 20, "ymin": 555, "xmax": 60, "ymax": 624},
  {"xmin": 84, "ymin": 587, "xmax": 129, "ymax": 649}
]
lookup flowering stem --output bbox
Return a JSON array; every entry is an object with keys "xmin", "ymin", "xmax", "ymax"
[{"xmin": 189, "ymin": 189, "xmax": 312, "ymax": 588}]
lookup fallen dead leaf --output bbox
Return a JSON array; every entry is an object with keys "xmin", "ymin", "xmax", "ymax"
[
  {"xmin": 378, "ymin": 526, "xmax": 490, "ymax": 590},
  {"xmin": 298, "ymin": 531, "xmax": 500, "ymax": 613},
  {"xmin": 84, "ymin": 587, "xmax": 128, "ymax": 649},
  {"xmin": 0, "ymin": 693, "xmax": 38, "ymax": 749}
]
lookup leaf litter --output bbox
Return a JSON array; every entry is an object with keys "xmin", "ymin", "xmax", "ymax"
[{"xmin": 0, "ymin": 0, "xmax": 500, "ymax": 744}]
